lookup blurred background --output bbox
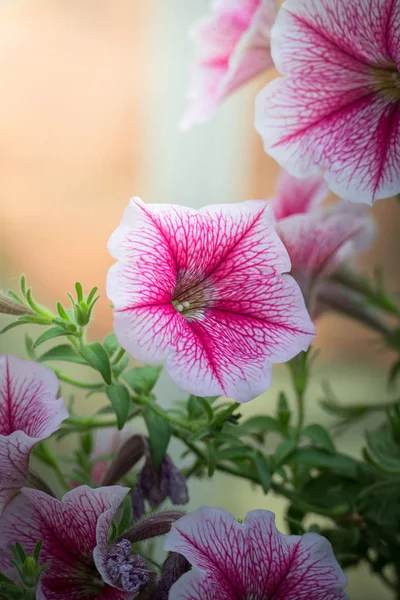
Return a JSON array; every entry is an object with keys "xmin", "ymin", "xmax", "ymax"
[{"xmin": 0, "ymin": 1, "xmax": 399, "ymax": 598}]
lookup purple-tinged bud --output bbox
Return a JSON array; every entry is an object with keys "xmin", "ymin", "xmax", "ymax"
[
  {"xmin": 105, "ymin": 539, "xmax": 150, "ymax": 593},
  {"xmin": 154, "ymin": 552, "xmax": 191, "ymax": 600},
  {"xmin": 121, "ymin": 510, "xmax": 185, "ymax": 545},
  {"xmin": 0, "ymin": 293, "xmax": 35, "ymax": 316},
  {"xmin": 132, "ymin": 453, "xmax": 188, "ymax": 519},
  {"xmin": 101, "ymin": 434, "xmax": 147, "ymax": 486}
]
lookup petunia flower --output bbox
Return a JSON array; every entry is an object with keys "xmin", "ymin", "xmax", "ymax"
[
  {"xmin": 269, "ymin": 168, "xmax": 329, "ymax": 220},
  {"xmin": 278, "ymin": 201, "xmax": 375, "ymax": 308},
  {"xmin": 107, "ymin": 197, "xmax": 315, "ymax": 403},
  {"xmin": 0, "ymin": 485, "xmax": 152, "ymax": 599},
  {"xmin": 0, "ymin": 354, "xmax": 68, "ymax": 516},
  {"xmin": 164, "ymin": 506, "xmax": 349, "ymax": 599},
  {"xmin": 265, "ymin": 170, "xmax": 375, "ymax": 310},
  {"xmin": 181, "ymin": 0, "xmax": 278, "ymax": 129},
  {"xmin": 255, "ymin": 0, "xmax": 400, "ymax": 204}
]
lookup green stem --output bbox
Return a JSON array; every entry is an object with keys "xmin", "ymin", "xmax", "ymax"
[
  {"xmin": 111, "ymin": 347, "xmax": 126, "ymax": 366},
  {"xmin": 63, "ymin": 409, "xmax": 141, "ymax": 431},
  {"xmin": 135, "ymin": 396, "xmax": 197, "ymax": 432},
  {"xmin": 210, "ymin": 403, "xmax": 240, "ymax": 428},
  {"xmin": 50, "ymin": 368, "xmax": 104, "ymax": 390}
]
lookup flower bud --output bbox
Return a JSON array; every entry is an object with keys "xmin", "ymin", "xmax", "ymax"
[
  {"xmin": 153, "ymin": 552, "xmax": 191, "ymax": 600},
  {"xmin": 121, "ymin": 510, "xmax": 185, "ymax": 545},
  {"xmin": 101, "ymin": 434, "xmax": 147, "ymax": 486},
  {"xmin": 0, "ymin": 293, "xmax": 34, "ymax": 316}
]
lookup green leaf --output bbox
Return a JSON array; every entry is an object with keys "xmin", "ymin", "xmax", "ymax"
[
  {"xmin": 286, "ymin": 448, "xmax": 359, "ymax": 477},
  {"xmin": 80, "ymin": 343, "xmax": 112, "ymax": 384},
  {"xmin": 143, "ymin": 408, "xmax": 171, "ymax": 467},
  {"xmin": 38, "ymin": 344, "xmax": 87, "ymax": 365},
  {"xmin": 196, "ymin": 397, "xmax": 214, "ymax": 422},
  {"xmin": 277, "ymin": 392, "xmax": 291, "ymax": 430},
  {"xmin": 0, "ymin": 319, "xmax": 32, "ymax": 335},
  {"xmin": 187, "ymin": 395, "xmax": 219, "ymax": 420},
  {"xmin": 112, "ymin": 354, "xmax": 130, "ymax": 378},
  {"xmin": 116, "ymin": 495, "xmax": 132, "ymax": 537},
  {"xmin": 253, "ymin": 453, "xmax": 271, "ymax": 493},
  {"xmin": 56, "ymin": 302, "xmax": 70, "ymax": 321},
  {"xmin": 275, "ymin": 439, "xmax": 297, "ymax": 466},
  {"xmin": 103, "ymin": 333, "xmax": 119, "ymax": 356},
  {"xmin": 302, "ymin": 424, "xmax": 335, "ymax": 454},
  {"xmin": 33, "ymin": 326, "xmax": 74, "ymax": 349},
  {"xmin": 217, "ymin": 445, "xmax": 255, "ymax": 460},
  {"xmin": 75, "ymin": 282, "xmax": 84, "ymax": 303},
  {"xmin": 237, "ymin": 415, "xmax": 281, "ymax": 435},
  {"xmin": 123, "ymin": 364, "xmax": 162, "ymax": 395},
  {"xmin": 106, "ymin": 384, "xmax": 131, "ymax": 430},
  {"xmin": 87, "ymin": 286, "xmax": 99, "ymax": 306}
]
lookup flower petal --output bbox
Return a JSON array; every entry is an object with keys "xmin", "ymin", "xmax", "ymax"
[
  {"xmin": 278, "ymin": 202, "xmax": 375, "ymax": 291},
  {"xmin": 169, "ymin": 569, "xmax": 222, "ymax": 600},
  {"xmin": 0, "ymin": 486, "xmax": 130, "ymax": 599},
  {"xmin": 181, "ymin": 0, "xmax": 276, "ymax": 129},
  {"xmin": 166, "ymin": 273, "xmax": 314, "ymax": 402},
  {"xmin": 255, "ymin": 0, "xmax": 400, "ymax": 204},
  {"xmin": 270, "ymin": 170, "xmax": 328, "ymax": 219},
  {"xmin": 0, "ymin": 355, "xmax": 68, "ymax": 514},
  {"xmin": 165, "ymin": 507, "xmax": 348, "ymax": 600}
]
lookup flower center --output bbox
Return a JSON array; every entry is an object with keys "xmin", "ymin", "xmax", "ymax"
[
  {"xmin": 372, "ymin": 64, "xmax": 400, "ymax": 101},
  {"xmin": 172, "ymin": 274, "xmax": 212, "ymax": 319},
  {"xmin": 105, "ymin": 539, "xmax": 150, "ymax": 593}
]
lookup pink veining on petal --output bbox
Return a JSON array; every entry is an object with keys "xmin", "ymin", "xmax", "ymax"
[
  {"xmin": 255, "ymin": 0, "xmax": 400, "ymax": 204},
  {"xmin": 0, "ymin": 485, "xmax": 130, "ymax": 600},
  {"xmin": 0, "ymin": 355, "xmax": 68, "ymax": 515},
  {"xmin": 107, "ymin": 198, "xmax": 315, "ymax": 403},
  {"xmin": 278, "ymin": 201, "xmax": 375, "ymax": 296},
  {"xmin": 270, "ymin": 170, "xmax": 329, "ymax": 220},
  {"xmin": 181, "ymin": 0, "xmax": 278, "ymax": 129},
  {"xmin": 165, "ymin": 507, "xmax": 349, "ymax": 600}
]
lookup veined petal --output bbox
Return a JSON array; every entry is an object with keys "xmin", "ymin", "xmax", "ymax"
[
  {"xmin": 169, "ymin": 569, "xmax": 223, "ymax": 600},
  {"xmin": 0, "ymin": 486, "xmax": 130, "ymax": 600},
  {"xmin": 165, "ymin": 507, "xmax": 348, "ymax": 600},
  {"xmin": 278, "ymin": 202, "xmax": 375, "ymax": 290},
  {"xmin": 181, "ymin": 0, "xmax": 276, "ymax": 128},
  {"xmin": 0, "ymin": 355, "xmax": 68, "ymax": 515},
  {"xmin": 255, "ymin": 0, "xmax": 400, "ymax": 204},
  {"xmin": 270, "ymin": 170, "xmax": 328, "ymax": 219}
]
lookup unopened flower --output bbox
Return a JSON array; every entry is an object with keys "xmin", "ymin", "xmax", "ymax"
[
  {"xmin": 0, "ymin": 354, "xmax": 68, "ymax": 516},
  {"xmin": 132, "ymin": 454, "xmax": 189, "ymax": 519},
  {"xmin": 255, "ymin": 0, "xmax": 400, "ymax": 204},
  {"xmin": 107, "ymin": 198, "xmax": 315, "ymax": 402},
  {"xmin": 0, "ymin": 485, "xmax": 149, "ymax": 599},
  {"xmin": 181, "ymin": 0, "xmax": 278, "ymax": 129},
  {"xmin": 164, "ymin": 507, "xmax": 349, "ymax": 599},
  {"xmin": 89, "ymin": 428, "xmax": 144, "ymax": 486}
]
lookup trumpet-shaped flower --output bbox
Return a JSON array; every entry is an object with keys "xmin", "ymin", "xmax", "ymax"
[
  {"xmin": 0, "ymin": 485, "xmax": 148, "ymax": 599},
  {"xmin": 164, "ymin": 506, "xmax": 349, "ymax": 600},
  {"xmin": 107, "ymin": 198, "xmax": 315, "ymax": 403},
  {"xmin": 265, "ymin": 171, "xmax": 375, "ymax": 307},
  {"xmin": 181, "ymin": 0, "xmax": 278, "ymax": 129},
  {"xmin": 255, "ymin": 0, "xmax": 400, "ymax": 204},
  {"xmin": 0, "ymin": 354, "xmax": 68, "ymax": 516}
]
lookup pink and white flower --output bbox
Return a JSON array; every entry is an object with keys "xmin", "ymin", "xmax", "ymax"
[
  {"xmin": 181, "ymin": 0, "xmax": 278, "ymax": 129},
  {"xmin": 255, "ymin": 0, "xmax": 400, "ymax": 204},
  {"xmin": 164, "ymin": 506, "xmax": 349, "ymax": 600},
  {"xmin": 266, "ymin": 171, "xmax": 375, "ymax": 307},
  {"xmin": 0, "ymin": 354, "xmax": 68, "ymax": 516},
  {"xmin": 0, "ymin": 485, "xmax": 148, "ymax": 599},
  {"xmin": 107, "ymin": 197, "xmax": 315, "ymax": 403}
]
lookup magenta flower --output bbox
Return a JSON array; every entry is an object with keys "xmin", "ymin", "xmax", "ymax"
[
  {"xmin": 277, "ymin": 201, "xmax": 375, "ymax": 304},
  {"xmin": 164, "ymin": 507, "xmax": 349, "ymax": 600},
  {"xmin": 107, "ymin": 198, "xmax": 315, "ymax": 403},
  {"xmin": 264, "ymin": 170, "xmax": 375, "ymax": 307},
  {"xmin": 255, "ymin": 0, "xmax": 400, "ymax": 204},
  {"xmin": 181, "ymin": 0, "xmax": 278, "ymax": 129},
  {"xmin": 0, "ymin": 485, "xmax": 150, "ymax": 599},
  {"xmin": 0, "ymin": 354, "xmax": 68, "ymax": 516},
  {"xmin": 269, "ymin": 169, "xmax": 329, "ymax": 220}
]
